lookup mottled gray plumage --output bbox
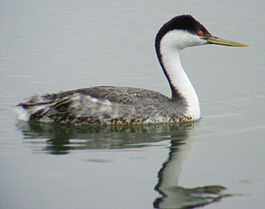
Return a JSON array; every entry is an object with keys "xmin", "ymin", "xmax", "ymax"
[{"xmin": 17, "ymin": 86, "xmax": 188, "ymax": 125}]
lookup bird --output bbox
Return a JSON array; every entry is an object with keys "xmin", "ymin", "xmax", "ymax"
[{"xmin": 16, "ymin": 15, "xmax": 248, "ymax": 126}]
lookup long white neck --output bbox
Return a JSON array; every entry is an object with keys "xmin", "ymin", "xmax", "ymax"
[{"xmin": 158, "ymin": 31, "xmax": 201, "ymax": 119}]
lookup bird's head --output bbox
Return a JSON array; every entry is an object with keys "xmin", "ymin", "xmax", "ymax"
[{"xmin": 155, "ymin": 15, "xmax": 249, "ymax": 51}]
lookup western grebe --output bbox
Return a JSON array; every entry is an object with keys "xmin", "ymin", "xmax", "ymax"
[{"xmin": 16, "ymin": 15, "xmax": 248, "ymax": 125}]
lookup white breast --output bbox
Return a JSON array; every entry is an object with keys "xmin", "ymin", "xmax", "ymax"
[{"xmin": 159, "ymin": 30, "xmax": 202, "ymax": 120}]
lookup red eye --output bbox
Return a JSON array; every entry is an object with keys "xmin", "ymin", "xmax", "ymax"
[{"xmin": 198, "ymin": 30, "xmax": 204, "ymax": 36}]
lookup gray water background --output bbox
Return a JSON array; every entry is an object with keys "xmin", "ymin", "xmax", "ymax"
[{"xmin": 1, "ymin": 0, "xmax": 265, "ymax": 208}]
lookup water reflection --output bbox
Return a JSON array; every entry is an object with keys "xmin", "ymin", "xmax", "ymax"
[
  {"xmin": 17, "ymin": 121, "xmax": 229, "ymax": 208},
  {"xmin": 154, "ymin": 135, "xmax": 230, "ymax": 208},
  {"xmin": 17, "ymin": 121, "xmax": 187, "ymax": 153}
]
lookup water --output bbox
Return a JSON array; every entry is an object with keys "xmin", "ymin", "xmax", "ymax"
[{"xmin": 1, "ymin": 0, "xmax": 265, "ymax": 208}]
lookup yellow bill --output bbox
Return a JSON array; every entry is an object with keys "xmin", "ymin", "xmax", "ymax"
[{"xmin": 206, "ymin": 36, "xmax": 249, "ymax": 47}]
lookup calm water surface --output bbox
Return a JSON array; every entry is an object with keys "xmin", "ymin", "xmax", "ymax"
[{"xmin": 1, "ymin": 0, "xmax": 265, "ymax": 209}]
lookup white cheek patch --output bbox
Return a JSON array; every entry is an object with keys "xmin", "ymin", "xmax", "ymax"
[{"xmin": 161, "ymin": 30, "xmax": 207, "ymax": 50}]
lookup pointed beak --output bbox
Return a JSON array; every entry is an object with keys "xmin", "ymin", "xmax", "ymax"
[{"xmin": 206, "ymin": 36, "xmax": 249, "ymax": 47}]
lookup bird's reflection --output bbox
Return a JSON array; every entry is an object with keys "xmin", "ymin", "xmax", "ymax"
[
  {"xmin": 17, "ymin": 121, "xmax": 230, "ymax": 208},
  {"xmin": 154, "ymin": 132, "xmax": 230, "ymax": 208},
  {"xmin": 17, "ymin": 121, "xmax": 185, "ymax": 153}
]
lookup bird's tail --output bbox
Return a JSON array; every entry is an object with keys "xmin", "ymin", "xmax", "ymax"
[{"xmin": 16, "ymin": 95, "xmax": 72, "ymax": 122}]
